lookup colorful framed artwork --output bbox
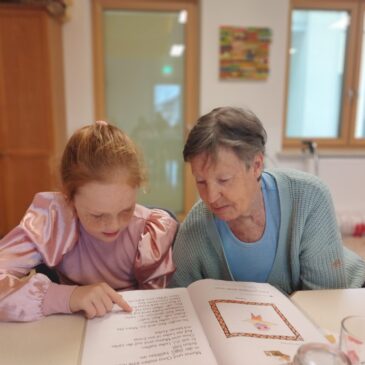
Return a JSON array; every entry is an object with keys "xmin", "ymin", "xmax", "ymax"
[{"xmin": 220, "ymin": 26, "xmax": 272, "ymax": 80}]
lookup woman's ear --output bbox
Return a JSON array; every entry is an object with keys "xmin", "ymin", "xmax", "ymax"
[{"xmin": 252, "ymin": 153, "xmax": 264, "ymax": 181}]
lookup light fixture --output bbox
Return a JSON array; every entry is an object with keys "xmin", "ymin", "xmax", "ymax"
[
  {"xmin": 170, "ymin": 44, "xmax": 185, "ymax": 57},
  {"xmin": 178, "ymin": 10, "xmax": 187, "ymax": 24}
]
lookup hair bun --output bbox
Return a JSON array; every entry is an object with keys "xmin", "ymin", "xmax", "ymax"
[{"xmin": 95, "ymin": 120, "xmax": 108, "ymax": 126}]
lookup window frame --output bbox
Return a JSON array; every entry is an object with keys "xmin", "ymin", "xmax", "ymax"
[
  {"xmin": 283, "ymin": 0, "xmax": 365, "ymax": 149},
  {"xmin": 91, "ymin": 0, "xmax": 199, "ymax": 219}
]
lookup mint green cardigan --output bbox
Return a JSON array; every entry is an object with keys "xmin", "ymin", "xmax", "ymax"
[{"xmin": 170, "ymin": 169, "xmax": 365, "ymax": 293}]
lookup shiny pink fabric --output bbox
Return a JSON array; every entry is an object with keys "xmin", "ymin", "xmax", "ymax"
[{"xmin": 0, "ymin": 192, "xmax": 177, "ymax": 322}]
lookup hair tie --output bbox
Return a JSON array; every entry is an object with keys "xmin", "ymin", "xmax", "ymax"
[{"xmin": 95, "ymin": 120, "xmax": 108, "ymax": 126}]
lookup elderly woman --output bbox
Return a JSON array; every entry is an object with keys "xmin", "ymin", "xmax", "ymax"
[{"xmin": 170, "ymin": 106, "xmax": 365, "ymax": 294}]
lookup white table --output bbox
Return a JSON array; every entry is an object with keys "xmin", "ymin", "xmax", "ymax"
[
  {"xmin": 291, "ymin": 288, "xmax": 365, "ymax": 334},
  {"xmin": 0, "ymin": 288, "xmax": 364, "ymax": 365},
  {"xmin": 0, "ymin": 314, "xmax": 85, "ymax": 365}
]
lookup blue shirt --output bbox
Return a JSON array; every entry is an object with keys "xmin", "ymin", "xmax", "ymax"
[{"xmin": 214, "ymin": 172, "xmax": 280, "ymax": 282}]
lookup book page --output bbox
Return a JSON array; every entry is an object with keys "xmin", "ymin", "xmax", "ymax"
[
  {"xmin": 187, "ymin": 279, "xmax": 326, "ymax": 365},
  {"xmin": 80, "ymin": 288, "xmax": 218, "ymax": 365}
]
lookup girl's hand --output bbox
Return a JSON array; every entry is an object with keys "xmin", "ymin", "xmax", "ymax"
[{"xmin": 69, "ymin": 282, "xmax": 132, "ymax": 319}]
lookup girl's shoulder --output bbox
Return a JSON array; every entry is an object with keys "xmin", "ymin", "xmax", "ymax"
[
  {"xmin": 133, "ymin": 204, "xmax": 177, "ymax": 222},
  {"xmin": 31, "ymin": 192, "xmax": 70, "ymax": 210},
  {"xmin": 1, "ymin": 192, "xmax": 76, "ymax": 243},
  {"xmin": 132, "ymin": 205, "xmax": 177, "ymax": 287},
  {"xmin": 131, "ymin": 204, "xmax": 178, "ymax": 235},
  {"xmin": 6, "ymin": 192, "xmax": 79, "ymax": 266},
  {"xmin": 25, "ymin": 192, "xmax": 76, "ymax": 226}
]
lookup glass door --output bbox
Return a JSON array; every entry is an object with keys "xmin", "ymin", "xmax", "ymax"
[{"xmin": 92, "ymin": 0, "xmax": 199, "ymax": 217}]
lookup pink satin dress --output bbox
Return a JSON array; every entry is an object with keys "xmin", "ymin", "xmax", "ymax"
[{"xmin": 0, "ymin": 192, "xmax": 178, "ymax": 322}]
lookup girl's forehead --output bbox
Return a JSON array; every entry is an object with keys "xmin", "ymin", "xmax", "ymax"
[
  {"xmin": 74, "ymin": 180, "xmax": 137, "ymax": 212},
  {"xmin": 100, "ymin": 167, "xmax": 131, "ymax": 182}
]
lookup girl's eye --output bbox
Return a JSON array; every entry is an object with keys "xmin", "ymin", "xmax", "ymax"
[
  {"xmin": 196, "ymin": 180, "xmax": 205, "ymax": 185},
  {"xmin": 119, "ymin": 210, "xmax": 131, "ymax": 216},
  {"xmin": 218, "ymin": 178, "xmax": 230, "ymax": 184},
  {"xmin": 118, "ymin": 208, "xmax": 134, "ymax": 217}
]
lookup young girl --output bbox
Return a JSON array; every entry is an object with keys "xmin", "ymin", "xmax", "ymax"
[{"xmin": 0, "ymin": 121, "xmax": 178, "ymax": 322}]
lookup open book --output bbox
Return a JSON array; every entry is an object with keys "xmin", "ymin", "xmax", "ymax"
[{"xmin": 80, "ymin": 279, "xmax": 326, "ymax": 365}]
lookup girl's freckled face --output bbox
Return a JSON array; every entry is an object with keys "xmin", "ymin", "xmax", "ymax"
[{"xmin": 73, "ymin": 174, "xmax": 138, "ymax": 243}]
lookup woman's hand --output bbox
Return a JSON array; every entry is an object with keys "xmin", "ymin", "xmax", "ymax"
[{"xmin": 69, "ymin": 282, "xmax": 132, "ymax": 319}]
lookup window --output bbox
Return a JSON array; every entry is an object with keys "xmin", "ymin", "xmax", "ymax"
[
  {"xmin": 92, "ymin": 0, "xmax": 199, "ymax": 219},
  {"xmin": 284, "ymin": 0, "xmax": 365, "ymax": 149}
]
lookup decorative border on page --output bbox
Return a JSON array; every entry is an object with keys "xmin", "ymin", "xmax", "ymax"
[{"xmin": 209, "ymin": 299, "xmax": 303, "ymax": 340}]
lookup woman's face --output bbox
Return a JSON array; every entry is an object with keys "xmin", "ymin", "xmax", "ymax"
[
  {"xmin": 72, "ymin": 173, "xmax": 138, "ymax": 243},
  {"xmin": 190, "ymin": 147, "xmax": 264, "ymax": 222}
]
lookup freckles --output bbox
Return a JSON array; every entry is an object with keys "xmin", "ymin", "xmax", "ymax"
[
  {"xmin": 120, "ymin": 216, "xmax": 130, "ymax": 224},
  {"xmin": 119, "ymin": 212, "xmax": 134, "ymax": 225}
]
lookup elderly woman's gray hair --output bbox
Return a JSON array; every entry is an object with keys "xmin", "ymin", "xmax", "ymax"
[{"xmin": 183, "ymin": 106, "xmax": 267, "ymax": 166}]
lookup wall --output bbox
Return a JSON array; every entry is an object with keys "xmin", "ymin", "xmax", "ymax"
[
  {"xmin": 63, "ymin": 0, "xmax": 365, "ymax": 212},
  {"xmin": 63, "ymin": 0, "xmax": 94, "ymax": 132}
]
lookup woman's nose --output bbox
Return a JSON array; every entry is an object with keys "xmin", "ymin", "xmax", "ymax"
[{"xmin": 206, "ymin": 183, "xmax": 220, "ymax": 203}]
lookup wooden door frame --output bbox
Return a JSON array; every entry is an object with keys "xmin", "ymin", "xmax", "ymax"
[{"xmin": 92, "ymin": 0, "xmax": 199, "ymax": 219}]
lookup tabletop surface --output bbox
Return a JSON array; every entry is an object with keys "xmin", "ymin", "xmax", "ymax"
[
  {"xmin": 291, "ymin": 287, "xmax": 365, "ymax": 334},
  {"xmin": 0, "ymin": 314, "xmax": 85, "ymax": 365},
  {"xmin": 0, "ymin": 288, "xmax": 364, "ymax": 365}
]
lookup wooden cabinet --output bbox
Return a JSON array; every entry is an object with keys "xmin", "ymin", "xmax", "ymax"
[{"xmin": 0, "ymin": 5, "xmax": 66, "ymax": 237}]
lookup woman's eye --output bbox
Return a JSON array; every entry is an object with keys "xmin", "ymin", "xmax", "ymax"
[{"xmin": 91, "ymin": 214, "xmax": 103, "ymax": 220}]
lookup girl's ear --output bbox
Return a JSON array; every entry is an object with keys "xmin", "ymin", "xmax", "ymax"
[
  {"xmin": 62, "ymin": 191, "xmax": 70, "ymax": 202},
  {"xmin": 63, "ymin": 192, "xmax": 76, "ymax": 210}
]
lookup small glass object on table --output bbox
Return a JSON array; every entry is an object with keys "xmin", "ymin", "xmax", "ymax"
[
  {"xmin": 339, "ymin": 315, "xmax": 365, "ymax": 365},
  {"xmin": 292, "ymin": 342, "xmax": 351, "ymax": 365}
]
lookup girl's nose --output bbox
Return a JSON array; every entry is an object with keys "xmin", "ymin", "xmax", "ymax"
[{"xmin": 105, "ymin": 216, "xmax": 120, "ymax": 232}]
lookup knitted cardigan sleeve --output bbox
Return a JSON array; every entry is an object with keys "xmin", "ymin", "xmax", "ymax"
[
  {"xmin": 273, "ymin": 169, "xmax": 365, "ymax": 291},
  {"xmin": 299, "ymin": 174, "xmax": 365, "ymax": 289},
  {"xmin": 296, "ymin": 176, "xmax": 350, "ymax": 289}
]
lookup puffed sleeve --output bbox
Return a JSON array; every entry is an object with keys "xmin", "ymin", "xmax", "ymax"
[
  {"xmin": 134, "ymin": 209, "xmax": 178, "ymax": 289},
  {"xmin": 0, "ymin": 192, "xmax": 79, "ymax": 322}
]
